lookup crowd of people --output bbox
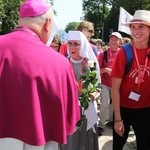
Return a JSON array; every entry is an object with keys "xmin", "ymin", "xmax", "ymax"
[{"xmin": 0, "ymin": 0, "xmax": 150, "ymax": 150}]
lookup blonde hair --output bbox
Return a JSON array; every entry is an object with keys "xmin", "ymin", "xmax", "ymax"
[{"xmin": 75, "ymin": 20, "xmax": 95, "ymax": 36}]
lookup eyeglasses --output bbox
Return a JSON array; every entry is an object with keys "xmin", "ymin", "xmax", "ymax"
[
  {"xmin": 67, "ymin": 42, "xmax": 81, "ymax": 48},
  {"xmin": 51, "ymin": 45, "xmax": 59, "ymax": 49}
]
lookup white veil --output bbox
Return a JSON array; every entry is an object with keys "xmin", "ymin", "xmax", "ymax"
[
  {"xmin": 67, "ymin": 31, "xmax": 101, "ymax": 83},
  {"xmin": 67, "ymin": 31, "xmax": 101, "ymax": 131}
]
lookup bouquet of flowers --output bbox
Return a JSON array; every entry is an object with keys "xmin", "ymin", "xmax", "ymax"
[
  {"xmin": 78, "ymin": 60, "xmax": 100, "ymax": 112},
  {"xmin": 77, "ymin": 60, "xmax": 101, "ymax": 129}
]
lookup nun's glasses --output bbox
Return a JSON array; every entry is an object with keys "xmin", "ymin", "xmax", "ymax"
[{"xmin": 67, "ymin": 42, "xmax": 81, "ymax": 48}]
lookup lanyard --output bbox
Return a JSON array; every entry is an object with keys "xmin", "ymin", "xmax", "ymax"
[
  {"xmin": 108, "ymin": 48, "xmax": 118, "ymax": 63},
  {"xmin": 133, "ymin": 45, "xmax": 150, "ymax": 92}
]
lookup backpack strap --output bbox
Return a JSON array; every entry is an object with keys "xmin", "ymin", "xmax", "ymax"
[
  {"xmin": 90, "ymin": 43, "xmax": 98, "ymax": 56},
  {"xmin": 103, "ymin": 50, "xmax": 108, "ymax": 63},
  {"xmin": 123, "ymin": 43, "xmax": 133, "ymax": 75}
]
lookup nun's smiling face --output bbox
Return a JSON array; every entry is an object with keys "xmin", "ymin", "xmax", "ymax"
[{"xmin": 67, "ymin": 40, "xmax": 82, "ymax": 60}]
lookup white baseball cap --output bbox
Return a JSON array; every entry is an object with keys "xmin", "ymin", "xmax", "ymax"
[{"xmin": 109, "ymin": 32, "xmax": 122, "ymax": 39}]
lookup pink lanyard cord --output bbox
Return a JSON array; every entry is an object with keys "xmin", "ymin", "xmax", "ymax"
[{"xmin": 133, "ymin": 45, "xmax": 150, "ymax": 92}]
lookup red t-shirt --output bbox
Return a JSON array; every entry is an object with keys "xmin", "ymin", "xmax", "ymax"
[
  {"xmin": 111, "ymin": 47, "xmax": 150, "ymax": 108},
  {"xmin": 99, "ymin": 48, "xmax": 119, "ymax": 87},
  {"xmin": 59, "ymin": 43, "xmax": 67, "ymax": 56}
]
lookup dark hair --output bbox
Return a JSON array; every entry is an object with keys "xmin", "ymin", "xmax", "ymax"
[
  {"xmin": 52, "ymin": 35, "xmax": 61, "ymax": 46},
  {"xmin": 51, "ymin": 35, "xmax": 62, "ymax": 52}
]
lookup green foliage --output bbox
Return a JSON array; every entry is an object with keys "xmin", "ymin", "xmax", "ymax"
[
  {"xmin": 0, "ymin": 0, "xmax": 21, "ymax": 34},
  {"xmin": 78, "ymin": 64, "xmax": 99, "ymax": 111},
  {"xmin": 65, "ymin": 21, "xmax": 79, "ymax": 32},
  {"xmin": 115, "ymin": 0, "xmax": 150, "ymax": 13},
  {"xmin": 77, "ymin": 61, "xmax": 100, "ymax": 129},
  {"xmin": 82, "ymin": 0, "xmax": 110, "ymax": 39}
]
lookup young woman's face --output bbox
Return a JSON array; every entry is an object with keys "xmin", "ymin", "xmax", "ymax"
[
  {"xmin": 67, "ymin": 40, "xmax": 82, "ymax": 60},
  {"xmin": 130, "ymin": 23, "xmax": 150, "ymax": 44},
  {"xmin": 50, "ymin": 42, "xmax": 60, "ymax": 52}
]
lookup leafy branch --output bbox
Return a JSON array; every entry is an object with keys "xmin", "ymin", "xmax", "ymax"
[
  {"xmin": 77, "ymin": 61, "xmax": 101, "ymax": 129},
  {"xmin": 78, "ymin": 61, "xmax": 100, "ymax": 112}
]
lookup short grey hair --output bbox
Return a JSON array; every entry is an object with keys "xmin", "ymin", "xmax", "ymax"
[{"xmin": 18, "ymin": 7, "xmax": 54, "ymax": 27}]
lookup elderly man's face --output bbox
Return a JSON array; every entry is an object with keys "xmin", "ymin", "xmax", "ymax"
[{"xmin": 109, "ymin": 36, "xmax": 121, "ymax": 50}]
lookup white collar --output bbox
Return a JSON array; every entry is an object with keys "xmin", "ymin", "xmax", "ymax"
[{"xmin": 70, "ymin": 57, "xmax": 83, "ymax": 64}]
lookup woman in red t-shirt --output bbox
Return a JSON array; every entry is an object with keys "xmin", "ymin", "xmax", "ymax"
[{"xmin": 111, "ymin": 10, "xmax": 150, "ymax": 150}]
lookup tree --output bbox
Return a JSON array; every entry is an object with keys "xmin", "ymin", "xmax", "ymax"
[
  {"xmin": 65, "ymin": 22, "xmax": 79, "ymax": 33},
  {"xmin": 0, "ymin": 0, "xmax": 21, "ymax": 34},
  {"xmin": 82, "ymin": 0, "xmax": 110, "ymax": 40},
  {"xmin": 115, "ymin": 0, "xmax": 150, "ymax": 13}
]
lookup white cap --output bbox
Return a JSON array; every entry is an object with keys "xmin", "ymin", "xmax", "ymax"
[
  {"xmin": 67, "ymin": 31, "xmax": 81, "ymax": 41},
  {"xmin": 109, "ymin": 32, "xmax": 122, "ymax": 39},
  {"xmin": 123, "ymin": 10, "xmax": 150, "ymax": 27}
]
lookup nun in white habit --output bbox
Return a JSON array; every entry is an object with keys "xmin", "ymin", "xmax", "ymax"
[{"xmin": 60, "ymin": 31, "xmax": 101, "ymax": 150}]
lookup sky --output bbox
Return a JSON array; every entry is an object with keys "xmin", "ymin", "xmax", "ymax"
[{"xmin": 53, "ymin": 0, "xmax": 83, "ymax": 30}]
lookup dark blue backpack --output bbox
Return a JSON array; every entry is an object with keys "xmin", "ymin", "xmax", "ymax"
[
  {"xmin": 103, "ymin": 43, "xmax": 133, "ymax": 74},
  {"xmin": 123, "ymin": 43, "xmax": 133, "ymax": 75}
]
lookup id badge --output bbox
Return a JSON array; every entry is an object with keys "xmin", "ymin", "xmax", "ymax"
[{"xmin": 128, "ymin": 91, "xmax": 140, "ymax": 101}]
